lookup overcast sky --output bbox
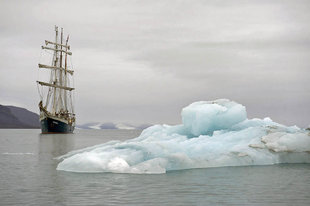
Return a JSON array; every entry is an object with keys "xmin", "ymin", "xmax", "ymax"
[{"xmin": 0, "ymin": 0, "xmax": 309, "ymax": 127}]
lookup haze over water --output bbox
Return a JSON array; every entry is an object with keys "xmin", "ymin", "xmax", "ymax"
[{"xmin": 1, "ymin": 129, "xmax": 309, "ymax": 206}]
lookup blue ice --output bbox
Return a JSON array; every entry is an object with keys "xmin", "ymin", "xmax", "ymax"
[{"xmin": 57, "ymin": 99, "xmax": 310, "ymax": 174}]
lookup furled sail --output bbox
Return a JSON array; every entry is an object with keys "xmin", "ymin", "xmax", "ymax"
[
  {"xmin": 37, "ymin": 81, "xmax": 75, "ymax": 91},
  {"xmin": 38, "ymin": 64, "xmax": 74, "ymax": 75},
  {"xmin": 45, "ymin": 40, "xmax": 70, "ymax": 49},
  {"xmin": 41, "ymin": 46, "xmax": 72, "ymax": 55}
]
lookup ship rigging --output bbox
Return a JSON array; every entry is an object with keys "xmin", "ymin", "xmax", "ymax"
[{"xmin": 37, "ymin": 26, "xmax": 75, "ymax": 133}]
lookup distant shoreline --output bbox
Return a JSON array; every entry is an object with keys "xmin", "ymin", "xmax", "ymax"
[{"xmin": 0, "ymin": 105, "xmax": 40, "ymax": 129}]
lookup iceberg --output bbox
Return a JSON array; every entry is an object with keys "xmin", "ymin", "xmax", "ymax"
[{"xmin": 57, "ymin": 99, "xmax": 310, "ymax": 174}]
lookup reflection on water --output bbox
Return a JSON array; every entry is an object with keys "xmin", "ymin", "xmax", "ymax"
[
  {"xmin": 39, "ymin": 133, "xmax": 75, "ymax": 157},
  {"xmin": 35, "ymin": 133, "xmax": 74, "ymax": 205}
]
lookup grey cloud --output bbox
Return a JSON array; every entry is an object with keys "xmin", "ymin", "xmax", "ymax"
[{"xmin": 0, "ymin": 0, "xmax": 309, "ymax": 127}]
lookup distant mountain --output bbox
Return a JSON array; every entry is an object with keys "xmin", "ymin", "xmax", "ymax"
[
  {"xmin": 0, "ymin": 105, "xmax": 40, "ymax": 128},
  {"xmin": 0, "ymin": 104, "xmax": 152, "ymax": 130},
  {"xmin": 77, "ymin": 122, "xmax": 152, "ymax": 130}
]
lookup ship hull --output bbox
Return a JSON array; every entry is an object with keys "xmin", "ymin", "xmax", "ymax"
[{"xmin": 40, "ymin": 116, "xmax": 74, "ymax": 134}]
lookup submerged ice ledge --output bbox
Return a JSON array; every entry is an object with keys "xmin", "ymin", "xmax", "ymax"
[{"xmin": 57, "ymin": 99, "xmax": 310, "ymax": 174}]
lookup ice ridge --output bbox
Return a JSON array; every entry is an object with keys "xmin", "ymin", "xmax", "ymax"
[{"xmin": 57, "ymin": 99, "xmax": 310, "ymax": 174}]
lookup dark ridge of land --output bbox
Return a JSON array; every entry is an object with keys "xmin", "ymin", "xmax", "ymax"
[{"xmin": 0, "ymin": 105, "xmax": 40, "ymax": 128}]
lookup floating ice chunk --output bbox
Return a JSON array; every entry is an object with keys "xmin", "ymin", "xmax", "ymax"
[
  {"xmin": 57, "ymin": 99, "xmax": 310, "ymax": 174},
  {"xmin": 107, "ymin": 157, "xmax": 130, "ymax": 172},
  {"xmin": 182, "ymin": 99, "xmax": 247, "ymax": 136},
  {"xmin": 131, "ymin": 158, "xmax": 168, "ymax": 174},
  {"xmin": 262, "ymin": 132, "xmax": 310, "ymax": 153}
]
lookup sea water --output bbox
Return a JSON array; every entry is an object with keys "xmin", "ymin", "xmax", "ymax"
[{"xmin": 0, "ymin": 129, "xmax": 310, "ymax": 205}]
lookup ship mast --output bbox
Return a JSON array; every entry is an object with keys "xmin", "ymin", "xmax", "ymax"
[
  {"xmin": 52, "ymin": 26, "xmax": 58, "ymax": 114},
  {"xmin": 64, "ymin": 35, "xmax": 69, "ymax": 112},
  {"xmin": 59, "ymin": 28, "xmax": 64, "ymax": 113},
  {"xmin": 37, "ymin": 26, "xmax": 75, "ymax": 117}
]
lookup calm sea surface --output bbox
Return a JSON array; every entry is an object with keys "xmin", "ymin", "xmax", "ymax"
[{"xmin": 0, "ymin": 129, "xmax": 309, "ymax": 206}]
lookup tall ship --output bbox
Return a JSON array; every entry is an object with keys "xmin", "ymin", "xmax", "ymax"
[{"xmin": 37, "ymin": 26, "xmax": 75, "ymax": 133}]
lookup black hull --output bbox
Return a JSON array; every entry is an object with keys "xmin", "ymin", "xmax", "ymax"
[{"xmin": 40, "ymin": 116, "xmax": 74, "ymax": 134}]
